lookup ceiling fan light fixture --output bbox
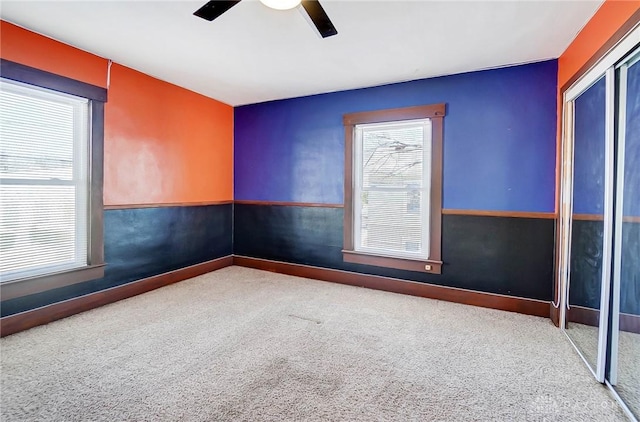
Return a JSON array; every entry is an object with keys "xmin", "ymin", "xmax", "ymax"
[{"xmin": 259, "ymin": 0, "xmax": 302, "ymax": 11}]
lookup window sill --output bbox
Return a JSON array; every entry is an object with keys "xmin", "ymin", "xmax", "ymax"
[
  {"xmin": 342, "ymin": 250, "xmax": 442, "ymax": 274},
  {"xmin": 0, "ymin": 264, "xmax": 105, "ymax": 301}
]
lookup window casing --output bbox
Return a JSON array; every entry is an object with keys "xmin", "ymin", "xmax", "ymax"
[
  {"xmin": 343, "ymin": 104, "xmax": 445, "ymax": 274},
  {"xmin": 1, "ymin": 79, "xmax": 90, "ymax": 280},
  {"xmin": 0, "ymin": 60, "xmax": 106, "ymax": 300}
]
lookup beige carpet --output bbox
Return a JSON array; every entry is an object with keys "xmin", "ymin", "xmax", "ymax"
[
  {"xmin": 0, "ymin": 266, "xmax": 629, "ymax": 421},
  {"xmin": 565, "ymin": 318, "xmax": 640, "ymax": 417},
  {"xmin": 616, "ymin": 328, "xmax": 640, "ymax": 418},
  {"xmin": 565, "ymin": 321, "xmax": 599, "ymax": 372}
]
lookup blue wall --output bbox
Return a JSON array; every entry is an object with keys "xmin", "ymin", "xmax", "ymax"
[
  {"xmin": 623, "ymin": 60, "xmax": 640, "ymax": 218},
  {"xmin": 573, "ymin": 76, "xmax": 606, "ymax": 215},
  {"xmin": 235, "ymin": 60, "xmax": 558, "ymax": 212}
]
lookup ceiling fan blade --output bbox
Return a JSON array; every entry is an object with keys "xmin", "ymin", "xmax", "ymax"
[
  {"xmin": 194, "ymin": 1, "xmax": 241, "ymax": 22},
  {"xmin": 301, "ymin": 0, "xmax": 338, "ymax": 38}
]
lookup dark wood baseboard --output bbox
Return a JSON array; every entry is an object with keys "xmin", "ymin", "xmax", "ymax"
[
  {"xmin": 566, "ymin": 305, "xmax": 600, "ymax": 328},
  {"xmin": 5, "ymin": 254, "xmax": 588, "ymax": 338},
  {"xmin": 567, "ymin": 305, "xmax": 640, "ymax": 334},
  {"xmin": 0, "ymin": 256, "xmax": 233, "ymax": 337},
  {"xmin": 622, "ymin": 312, "xmax": 640, "ymax": 335},
  {"xmin": 233, "ymin": 256, "xmax": 550, "ymax": 318}
]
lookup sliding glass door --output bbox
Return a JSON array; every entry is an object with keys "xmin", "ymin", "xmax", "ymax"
[
  {"xmin": 559, "ymin": 26, "xmax": 640, "ymax": 422},
  {"xmin": 610, "ymin": 48, "xmax": 640, "ymax": 418},
  {"xmin": 565, "ymin": 73, "xmax": 611, "ymax": 380}
]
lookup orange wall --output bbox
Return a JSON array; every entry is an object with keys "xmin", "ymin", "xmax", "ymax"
[
  {"xmin": 0, "ymin": 21, "xmax": 233, "ymax": 205},
  {"xmin": 0, "ymin": 21, "xmax": 108, "ymax": 88},
  {"xmin": 104, "ymin": 64, "xmax": 233, "ymax": 205},
  {"xmin": 558, "ymin": 0, "xmax": 640, "ymax": 88}
]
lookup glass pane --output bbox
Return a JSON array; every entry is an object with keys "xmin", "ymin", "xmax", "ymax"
[
  {"xmin": 613, "ymin": 55, "xmax": 640, "ymax": 418},
  {"xmin": 359, "ymin": 190, "xmax": 424, "ymax": 255},
  {"xmin": 355, "ymin": 119, "xmax": 431, "ymax": 258},
  {"xmin": 0, "ymin": 185, "xmax": 83, "ymax": 277},
  {"xmin": 0, "ymin": 84, "xmax": 77, "ymax": 181},
  {"xmin": 362, "ymin": 122, "xmax": 428, "ymax": 189},
  {"xmin": 566, "ymin": 76, "xmax": 606, "ymax": 372}
]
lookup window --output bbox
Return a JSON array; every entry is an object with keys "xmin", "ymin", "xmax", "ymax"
[
  {"xmin": 343, "ymin": 104, "xmax": 445, "ymax": 274},
  {"xmin": 0, "ymin": 60, "xmax": 106, "ymax": 300}
]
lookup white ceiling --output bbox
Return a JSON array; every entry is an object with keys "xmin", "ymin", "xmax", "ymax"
[{"xmin": 1, "ymin": 0, "xmax": 602, "ymax": 106}]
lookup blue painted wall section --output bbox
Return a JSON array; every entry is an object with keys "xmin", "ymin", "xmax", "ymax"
[
  {"xmin": 235, "ymin": 60, "xmax": 558, "ymax": 212},
  {"xmin": 623, "ymin": 59, "xmax": 640, "ymax": 217},
  {"xmin": 573, "ymin": 76, "xmax": 606, "ymax": 215},
  {"xmin": 1, "ymin": 205, "xmax": 233, "ymax": 317},
  {"xmin": 568, "ymin": 220, "xmax": 604, "ymax": 310},
  {"xmin": 620, "ymin": 223, "xmax": 640, "ymax": 316}
]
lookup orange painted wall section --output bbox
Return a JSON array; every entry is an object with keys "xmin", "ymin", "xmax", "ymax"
[
  {"xmin": 558, "ymin": 0, "xmax": 640, "ymax": 88},
  {"xmin": 1, "ymin": 20, "xmax": 234, "ymax": 205},
  {"xmin": 104, "ymin": 64, "xmax": 233, "ymax": 205},
  {"xmin": 0, "ymin": 21, "xmax": 108, "ymax": 88}
]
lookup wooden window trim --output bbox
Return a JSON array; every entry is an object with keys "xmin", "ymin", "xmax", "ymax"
[
  {"xmin": 0, "ymin": 59, "xmax": 106, "ymax": 300},
  {"xmin": 343, "ymin": 104, "xmax": 445, "ymax": 274}
]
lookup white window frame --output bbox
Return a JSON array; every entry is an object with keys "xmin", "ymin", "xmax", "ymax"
[{"xmin": 353, "ymin": 119, "xmax": 432, "ymax": 260}]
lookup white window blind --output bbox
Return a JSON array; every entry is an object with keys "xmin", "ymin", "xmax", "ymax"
[
  {"xmin": 354, "ymin": 119, "xmax": 431, "ymax": 259},
  {"xmin": 0, "ymin": 79, "xmax": 89, "ymax": 282}
]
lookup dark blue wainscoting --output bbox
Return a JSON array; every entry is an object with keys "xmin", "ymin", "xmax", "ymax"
[
  {"xmin": 565, "ymin": 220, "xmax": 639, "ymax": 316},
  {"xmin": 1, "ymin": 204, "xmax": 232, "ymax": 317},
  {"xmin": 620, "ymin": 222, "xmax": 640, "ymax": 316},
  {"xmin": 233, "ymin": 204, "xmax": 555, "ymax": 301},
  {"xmin": 568, "ymin": 219, "xmax": 604, "ymax": 311}
]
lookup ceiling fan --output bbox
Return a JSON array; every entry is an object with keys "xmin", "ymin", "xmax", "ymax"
[{"xmin": 193, "ymin": 0, "xmax": 338, "ymax": 38}]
